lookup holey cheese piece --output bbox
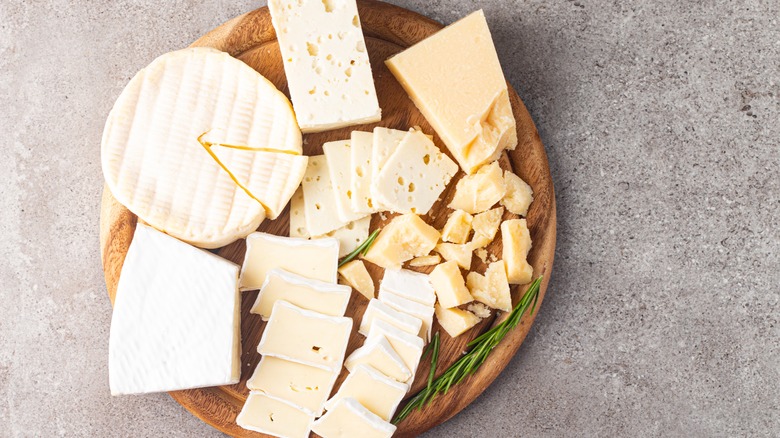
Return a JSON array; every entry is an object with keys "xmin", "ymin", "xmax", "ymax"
[
  {"xmin": 108, "ymin": 224, "xmax": 240, "ymax": 395},
  {"xmin": 373, "ymin": 129, "xmax": 458, "ymax": 215},
  {"xmin": 237, "ymin": 391, "xmax": 314, "ymax": 438},
  {"xmin": 247, "ymin": 356, "xmax": 338, "ymax": 416},
  {"xmin": 323, "ymin": 140, "xmax": 369, "ymax": 223},
  {"xmin": 302, "ymin": 155, "xmax": 350, "ymax": 236},
  {"xmin": 312, "ymin": 397, "xmax": 396, "ymax": 438},
  {"xmin": 324, "ymin": 364, "xmax": 409, "ymax": 421},
  {"xmin": 258, "ymin": 301, "xmax": 352, "ymax": 371},
  {"xmin": 102, "ymin": 47, "xmax": 302, "ymax": 248},
  {"xmin": 268, "ymin": 0, "xmax": 381, "ymax": 132},
  {"xmin": 385, "ymin": 10, "xmax": 517, "ymax": 174},
  {"xmin": 289, "ymin": 186, "xmax": 309, "ymax": 238},
  {"xmin": 239, "ymin": 232, "xmax": 338, "ymax": 290},
  {"xmin": 350, "ymin": 130, "xmax": 378, "ymax": 214},
  {"xmin": 317, "ymin": 216, "xmax": 371, "ymax": 257},
  {"xmin": 251, "ymin": 268, "xmax": 351, "ymax": 320}
]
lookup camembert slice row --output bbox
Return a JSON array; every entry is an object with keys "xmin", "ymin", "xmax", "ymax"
[
  {"xmin": 385, "ymin": 10, "xmax": 517, "ymax": 174},
  {"xmin": 239, "ymin": 232, "xmax": 339, "ymax": 291},
  {"xmin": 237, "ymin": 391, "xmax": 314, "ymax": 438},
  {"xmin": 373, "ymin": 129, "xmax": 458, "ymax": 215},
  {"xmin": 324, "ymin": 364, "xmax": 409, "ymax": 421},
  {"xmin": 366, "ymin": 319, "xmax": 425, "ymax": 375},
  {"xmin": 302, "ymin": 155, "xmax": 351, "ymax": 236},
  {"xmin": 258, "ymin": 301, "xmax": 352, "ymax": 371},
  {"xmin": 312, "ymin": 397, "xmax": 397, "ymax": 438},
  {"xmin": 380, "ymin": 269, "xmax": 437, "ymax": 306},
  {"xmin": 102, "ymin": 47, "xmax": 301, "ymax": 248},
  {"xmin": 359, "ymin": 299, "xmax": 423, "ymax": 337},
  {"xmin": 344, "ymin": 336, "xmax": 412, "ymax": 383},
  {"xmin": 350, "ymin": 131, "xmax": 378, "ymax": 214},
  {"xmin": 323, "ymin": 140, "xmax": 369, "ymax": 223},
  {"xmin": 251, "ymin": 268, "xmax": 351, "ymax": 320},
  {"xmin": 246, "ymin": 356, "xmax": 338, "ymax": 416},
  {"xmin": 267, "ymin": 0, "xmax": 381, "ymax": 132},
  {"xmin": 378, "ymin": 290, "xmax": 435, "ymax": 341},
  {"xmin": 108, "ymin": 224, "xmax": 240, "ymax": 395}
]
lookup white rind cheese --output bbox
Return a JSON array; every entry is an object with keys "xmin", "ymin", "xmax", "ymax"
[
  {"xmin": 359, "ymin": 298, "xmax": 423, "ymax": 337},
  {"xmin": 312, "ymin": 397, "xmax": 396, "ymax": 438},
  {"xmin": 380, "ymin": 268, "xmax": 437, "ymax": 306},
  {"xmin": 109, "ymin": 224, "xmax": 241, "ymax": 395},
  {"xmin": 239, "ymin": 232, "xmax": 339, "ymax": 290},
  {"xmin": 366, "ymin": 319, "xmax": 425, "ymax": 374},
  {"xmin": 251, "ymin": 268, "xmax": 351, "ymax": 319},
  {"xmin": 378, "ymin": 290, "xmax": 435, "ymax": 341},
  {"xmin": 344, "ymin": 336, "xmax": 412, "ymax": 383},
  {"xmin": 102, "ymin": 47, "xmax": 301, "ymax": 248},
  {"xmin": 324, "ymin": 364, "xmax": 408, "ymax": 421},
  {"xmin": 246, "ymin": 356, "xmax": 338, "ymax": 416},
  {"xmin": 268, "ymin": 0, "xmax": 381, "ymax": 132},
  {"xmin": 237, "ymin": 391, "xmax": 314, "ymax": 438}
]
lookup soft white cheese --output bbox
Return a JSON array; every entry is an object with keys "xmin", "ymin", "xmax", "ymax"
[
  {"xmin": 379, "ymin": 268, "xmax": 437, "ymax": 306},
  {"xmin": 344, "ymin": 335, "xmax": 412, "ymax": 383},
  {"xmin": 359, "ymin": 298, "xmax": 423, "ymax": 337},
  {"xmin": 312, "ymin": 397, "xmax": 396, "ymax": 438},
  {"xmin": 324, "ymin": 364, "xmax": 408, "ymax": 421},
  {"xmin": 251, "ymin": 268, "xmax": 351, "ymax": 320},
  {"xmin": 237, "ymin": 391, "xmax": 314, "ymax": 438},
  {"xmin": 246, "ymin": 356, "xmax": 338, "ymax": 416}
]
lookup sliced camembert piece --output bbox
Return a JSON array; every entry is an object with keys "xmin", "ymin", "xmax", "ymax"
[
  {"xmin": 102, "ymin": 47, "xmax": 302, "ymax": 248},
  {"xmin": 344, "ymin": 336, "xmax": 412, "ymax": 383},
  {"xmin": 378, "ymin": 290, "xmax": 435, "ymax": 341},
  {"xmin": 246, "ymin": 356, "xmax": 338, "ymax": 416},
  {"xmin": 363, "ymin": 214, "xmax": 441, "ymax": 270},
  {"xmin": 359, "ymin": 299, "xmax": 423, "ymax": 337},
  {"xmin": 302, "ymin": 155, "xmax": 350, "ymax": 236},
  {"xmin": 324, "ymin": 364, "xmax": 408, "ymax": 421},
  {"xmin": 108, "ymin": 224, "xmax": 240, "ymax": 395},
  {"xmin": 239, "ymin": 232, "xmax": 338, "ymax": 290},
  {"xmin": 338, "ymin": 260, "xmax": 375, "ymax": 300},
  {"xmin": 312, "ymin": 397, "xmax": 396, "ymax": 438},
  {"xmin": 385, "ymin": 10, "xmax": 517, "ymax": 174},
  {"xmin": 373, "ymin": 129, "xmax": 458, "ymax": 215},
  {"xmin": 366, "ymin": 319, "xmax": 425, "ymax": 375},
  {"xmin": 350, "ymin": 131, "xmax": 378, "ymax": 214},
  {"xmin": 251, "ymin": 268, "xmax": 351, "ymax": 320},
  {"xmin": 323, "ymin": 140, "xmax": 369, "ymax": 223},
  {"xmin": 237, "ymin": 391, "xmax": 314, "ymax": 438},
  {"xmin": 380, "ymin": 269, "xmax": 437, "ymax": 306},
  {"xmin": 267, "ymin": 0, "xmax": 380, "ymax": 132},
  {"xmin": 258, "ymin": 301, "xmax": 352, "ymax": 371}
]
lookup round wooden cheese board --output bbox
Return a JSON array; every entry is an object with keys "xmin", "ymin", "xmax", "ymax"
[{"xmin": 99, "ymin": 1, "xmax": 556, "ymax": 436}]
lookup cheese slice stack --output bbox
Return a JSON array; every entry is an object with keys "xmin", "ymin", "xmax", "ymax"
[
  {"xmin": 108, "ymin": 224, "xmax": 241, "ymax": 395},
  {"xmin": 102, "ymin": 47, "xmax": 304, "ymax": 248}
]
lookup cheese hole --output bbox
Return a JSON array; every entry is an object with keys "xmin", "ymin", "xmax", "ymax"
[
  {"xmin": 315, "ymin": 66, "xmax": 322, "ymax": 74},
  {"xmin": 322, "ymin": 0, "xmax": 335, "ymax": 12},
  {"xmin": 309, "ymin": 86, "xmax": 316, "ymax": 95},
  {"xmin": 350, "ymin": 59, "xmax": 356, "ymax": 65},
  {"xmin": 356, "ymin": 41, "xmax": 366, "ymax": 52},
  {"xmin": 367, "ymin": 199, "xmax": 374, "ymax": 208},
  {"xmin": 326, "ymin": 54, "xmax": 333, "ymax": 61},
  {"xmin": 324, "ymin": 90, "xmax": 330, "ymax": 96},
  {"xmin": 307, "ymin": 42, "xmax": 319, "ymax": 56},
  {"xmin": 287, "ymin": 3, "xmax": 292, "ymax": 9},
  {"xmin": 411, "ymin": 207, "xmax": 418, "ymax": 213},
  {"xmin": 338, "ymin": 32, "xmax": 346, "ymax": 40},
  {"xmin": 423, "ymin": 154, "xmax": 430, "ymax": 164},
  {"xmin": 312, "ymin": 345, "xmax": 321, "ymax": 352},
  {"xmin": 408, "ymin": 182, "xmax": 415, "ymax": 192},
  {"xmin": 269, "ymin": 413, "xmax": 275, "ymax": 422},
  {"xmin": 287, "ymin": 57, "xmax": 293, "ymax": 62},
  {"xmin": 408, "ymin": 195, "xmax": 414, "ymax": 203},
  {"xmin": 328, "ymin": 34, "xmax": 333, "ymax": 39},
  {"xmin": 364, "ymin": 90, "xmax": 370, "ymax": 95},
  {"xmin": 346, "ymin": 222, "xmax": 355, "ymax": 230},
  {"xmin": 347, "ymin": 190, "xmax": 352, "ymax": 199},
  {"xmin": 355, "ymin": 166, "xmax": 364, "ymax": 177},
  {"xmin": 345, "ymin": 67, "xmax": 352, "ymax": 77},
  {"xmin": 315, "ymin": 203, "xmax": 321, "ymax": 210},
  {"xmin": 397, "ymin": 177, "xmax": 404, "ymax": 186}
]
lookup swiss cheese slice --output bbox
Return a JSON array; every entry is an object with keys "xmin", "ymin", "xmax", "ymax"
[
  {"xmin": 302, "ymin": 155, "xmax": 352, "ymax": 236},
  {"xmin": 102, "ymin": 47, "xmax": 302, "ymax": 248},
  {"xmin": 323, "ymin": 140, "xmax": 369, "ymax": 223}
]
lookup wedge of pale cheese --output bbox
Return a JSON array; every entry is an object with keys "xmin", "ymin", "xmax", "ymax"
[
  {"xmin": 302, "ymin": 155, "xmax": 352, "ymax": 236},
  {"xmin": 385, "ymin": 11, "xmax": 517, "ymax": 174},
  {"xmin": 370, "ymin": 127, "xmax": 407, "ymax": 210},
  {"xmin": 268, "ymin": 0, "xmax": 381, "ymax": 132},
  {"xmin": 108, "ymin": 224, "xmax": 240, "ymax": 395},
  {"xmin": 102, "ymin": 47, "xmax": 301, "ymax": 248},
  {"xmin": 316, "ymin": 214, "xmax": 371, "ymax": 257},
  {"xmin": 246, "ymin": 356, "xmax": 338, "ymax": 416},
  {"xmin": 323, "ymin": 140, "xmax": 369, "ymax": 223},
  {"xmin": 251, "ymin": 268, "xmax": 351, "ymax": 320},
  {"xmin": 237, "ymin": 391, "xmax": 313, "ymax": 438}
]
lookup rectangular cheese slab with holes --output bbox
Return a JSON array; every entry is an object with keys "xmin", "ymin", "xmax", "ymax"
[
  {"xmin": 108, "ymin": 224, "xmax": 241, "ymax": 395},
  {"xmin": 315, "ymin": 215, "xmax": 371, "ymax": 257},
  {"xmin": 237, "ymin": 391, "xmax": 314, "ymax": 438},
  {"xmin": 246, "ymin": 355, "xmax": 338, "ymax": 416},
  {"xmin": 289, "ymin": 186, "xmax": 309, "ymax": 238},
  {"xmin": 239, "ymin": 232, "xmax": 339, "ymax": 290},
  {"xmin": 359, "ymin": 298, "xmax": 423, "ymax": 337},
  {"xmin": 350, "ymin": 130, "xmax": 377, "ymax": 214},
  {"xmin": 373, "ymin": 129, "xmax": 458, "ymax": 215},
  {"xmin": 267, "ymin": 0, "xmax": 381, "ymax": 133},
  {"xmin": 380, "ymin": 268, "xmax": 437, "ymax": 306},
  {"xmin": 366, "ymin": 319, "xmax": 425, "ymax": 375},
  {"xmin": 251, "ymin": 268, "xmax": 351, "ymax": 320},
  {"xmin": 385, "ymin": 10, "xmax": 517, "ymax": 174},
  {"xmin": 370, "ymin": 127, "xmax": 407, "ymax": 210},
  {"xmin": 302, "ymin": 155, "xmax": 351, "ymax": 236},
  {"xmin": 258, "ymin": 301, "xmax": 352, "ymax": 371},
  {"xmin": 312, "ymin": 397, "xmax": 396, "ymax": 438},
  {"xmin": 324, "ymin": 364, "xmax": 408, "ymax": 421},
  {"xmin": 323, "ymin": 140, "xmax": 368, "ymax": 223}
]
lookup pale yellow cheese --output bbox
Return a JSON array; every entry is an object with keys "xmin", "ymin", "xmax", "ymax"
[
  {"xmin": 467, "ymin": 302, "xmax": 492, "ymax": 318},
  {"xmin": 312, "ymin": 397, "xmax": 396, "ymax": 438},
  {"xmin": 429, "ymin": 261, "xmax": 472, "ymax": 308},
  {"xmin": 434, "ymin": 242, "xmax": 473, "ymax": 270},
  {"xmin": 408, "ymin": 254, "xmax": 441, "ymax": 267},
  {"xmin": 317, "ymin": 216, "xmax": 371, "ymax": 257},
  {"xmin": 434, "ymin": 304, "xmax": 481, "ymax": 338},
  {"xmin": 344, "ymin": 336, "xmax": 412, "ymax": 383},
  {"xmin": 441, "ymin": 209, "xmax": 473, "ymax": 244},
  {"xmin": 246, "ymin": 356, "xmax": 338, "ymax": 416},
  {"xmin": 378, "ymin": 290, "xmax": 435, "ymax": 341},
  {"xmin": 251, "ymin": 268, "xmax": 351, "ymax": 319},
  {"xmin": 466, "ymin": 261, "xmax": 511, "ymax": 312},
  {"xmin": 359, "ymin": 299, "xmax": 422, "ymax": 337},
  {"xmin": 470, "ymin": 206, "xmax": 504, "ymax": 248},
  {"xmin": 257, "ymin": 301, "xmax": 352, "ymax": 371},
  {"xmin": 365, "ymin": 319, "xmax": 425, "ymax": 375},
  {"xmin": 239, "ymin": 232, "xmax": 339, "ymax": 290},
  {"xmin": 448, "ymin": 161, "xmax": 506, "ymax": 214},
  {"xmin": 501, "ymin": 219, "xmax": 533, "ymax": 284},
  {"xmin": 338, "ymin": 260, "xmax": 375, "ymax": 300},
  {"xmin": 501, "ymin": 170, "xmax": 534, "ymax": 216},
  {"xmin": 475, "ymin": 247, "xmax": 489, "ymax": 264},
  {"xmin": 324, "ymin": 364, "xmax": 408, "ymax": 421},
  {"xmin": 385, "ymin": 11, "xmax": 517, "ymax": 174},
  {"xmin": 236, "ymin": 391, "xmax": 313, "ymax": 438},
  {"xmin": 289, "ymin": 186, "xmax": 309, "ymax": 238},
  {"xmin": 363, "ymin": 214, "xmax": 441, "ymax": 270}
]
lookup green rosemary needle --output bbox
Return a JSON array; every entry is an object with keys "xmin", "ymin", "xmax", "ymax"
[
  {"xmin": 338, "ymin": 228, "xmax": 380, "ymax": 267},
  {"xmin": 423, "ymin": 332, "xmax": 441, "ymax": 391},
  {"xmin": 392, "ymin": 276, "xmax": 543, "ymax": 424}
]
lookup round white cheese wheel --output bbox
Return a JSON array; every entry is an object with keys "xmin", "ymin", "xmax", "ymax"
[{"xmin": 102, "ymin": 47, "xmax": 303, "ymax": 248}]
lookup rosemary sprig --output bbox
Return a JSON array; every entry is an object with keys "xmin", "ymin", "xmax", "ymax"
[
  {"xmin": 392, "ymin": 276, "xmax": 543, "ymax": 424},
  {"xmin": 422, "ymin": 332, "xmax": 441, "ymax": 391},
  {"xmin": 338, "ymin": 229, "xmax": 380, "ymax": 267}
]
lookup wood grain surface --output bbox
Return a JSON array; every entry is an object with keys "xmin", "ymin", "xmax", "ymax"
[{"xmin": 99, "ymin": 1, "xmax": 556, "ymax": 436}]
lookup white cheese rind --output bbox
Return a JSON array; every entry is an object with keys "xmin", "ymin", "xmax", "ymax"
[
  {"xmin": 102, "ymin": 47, "xmax": 301, "ymax": 248},
  {"xmin": 312, "ymin": 397, "xmax": 396, "ymax": 438},
  {"xmin": 324, "ymin": 364, "xmax": 408, "ymax": 421},
  {"xmin": 323, "ymin": 140, "xmax": 369, "ymax": 223},
  {"xmin": 350, "ymin": 130, "xmax": 378, "ymax": 214},
  {"xmin": 380, "ymin": 269, "xmax": 437, "ymax": 306},
  {"xmin": 108, "ymin": 224, "xmax": 241, "ymax": 395},
  {"xmin": 239, "ymin": 232, "xmax": 339, "ymax": 290},
  {"xmin": 257, "ymin": 301, "xmax": 352, "ymax": 371},
  {"xmin": 237, "ymin": 391, "xmax": 314, "ymax": 438},
  {"xmin": 246, "ymin": 356, "xmax": 338, "ymax": 416},
  {"xmin": 302, "ymin": 155, "xmax": 352, "ymax": 236},
  {"xmin": 373, "ymin": 130, "xmax": 458, "ymax": 215},
  {"xmin": 366, "ymin": 319, "xmax": 425, "ymax": 374},
  {"xmin": 268, "ymin": 0, "xmax": 381, "ymax": 132},
  {"xmin": 378, "ymin": 290, "xmax": 435, "ymax": 341},
  {"xmin": 251, "ymin": 268, "xmax": 351, "ymax": 320},
  {"xmin": 344, "ymin": 336, "xmax": 412, "ymax": 383},
  {"xmin": 359, "ymin": 299, "xmax": 423, "ymax": 337}
]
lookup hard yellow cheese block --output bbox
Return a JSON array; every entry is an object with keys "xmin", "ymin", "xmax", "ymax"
[
  {"xmin": 429, "ymin": 260, "xmax": 473, "ymax": 308},
  {"xmin": 470, "ymin": 206, "xmax": 504, "ymax": 248},
  {"xmin": 246, "ymin": 356, "xmax": 338, "ymax": 416},
  {"xmin": 441, "ymin": 209, "xmax": 473, "ymax": 244},
  {"xmin": 435, "ymin": 242, "xmax": 473, "ymax": 270},
  {"xmin": 385, "ymin": 10, "xmax": 517, "ymax": 174},
  {"xmin": 363, "ymin": 214, "xmax": 441, "ymax": 270},
  {"xmin": 236, "ymin": 391, "xmax": 313, "ymax": 438},
  {"xmin": 501, "ymin": 170, "xmax": 534, "ymax": 216},
  {"xmin": 434, "ymin": 304, "xmax": 481, "ymax": 338},
  {"xmin": 449, "ymin": 161, "xmax": 507, "ymax": 214},
  {"xmin": 466, "ymin": 261, "xmax": 512, "ymax": 312},
  {"xmin": 338, "ymin": 260, "xmax": 375, "ymax": 300},
  {"xmin": 501, "ymin": 219, "xmax": 534, "ymax": 284}
]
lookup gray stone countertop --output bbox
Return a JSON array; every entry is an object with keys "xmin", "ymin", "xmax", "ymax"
[{"xmin": 1, "ymin": 0, "xmax": 778, "ymax": 436}]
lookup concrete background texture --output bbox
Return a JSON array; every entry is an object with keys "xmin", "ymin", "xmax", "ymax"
[{"xmin": 1, "ymin": 0, "xmax": 778, "ymax": 436}]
